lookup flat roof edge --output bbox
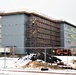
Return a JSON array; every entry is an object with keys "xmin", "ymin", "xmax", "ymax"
[
  {"xmin": 0, "ymin": 11, "xmax": 31, "ymax": 16},
  {"xmin": 0, "ymin": 10, "xmax": 62, "ymax": 23},
  {"xmin": 0, "ymin": 10, "xmax": 76, "ymax": 27}
]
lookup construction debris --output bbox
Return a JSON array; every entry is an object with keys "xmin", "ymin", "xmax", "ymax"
[
  {"xmin": 14, "ymin": 53, "xmax": 65, "ymax": 70},
  {"xmin": 71, "ymin": 59, "xmax": 76, "ymax": 69}
]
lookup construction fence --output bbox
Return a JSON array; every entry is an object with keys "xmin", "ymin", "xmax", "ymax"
[{"xmin": 0, "ymin": 47, "xmax": 76, "ymax": 70}]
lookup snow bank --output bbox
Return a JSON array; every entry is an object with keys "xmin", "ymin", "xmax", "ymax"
[{"xmin": 14, "ymin": 53, "xmax": 36, "ymax": 68}]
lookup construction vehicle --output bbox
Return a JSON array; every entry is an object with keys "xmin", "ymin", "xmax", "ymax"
[{"xmin": 51, "ymin": 48, "xmax": 72, "ymax": 56}]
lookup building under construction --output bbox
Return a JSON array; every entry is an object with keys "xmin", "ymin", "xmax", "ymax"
[
  {"xmin": 0, "ymin": 10, "xmax": 76, "ymax": 54},
  {"xmin": 26, "ymin": 14, "xmax": 61, "ymax": 47}
]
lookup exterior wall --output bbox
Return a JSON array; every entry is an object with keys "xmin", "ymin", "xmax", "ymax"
[
  {"xmin": 0, "ymin": 17, "xmax": 2, "ymax": 47},
  {"xmin": 64, "ymin": 23, "xmax": 76, "ymax": 47},
  {"xmin": 2, "ymin": 14, "xmax": 29, "ymax": 54},
  {"xmin": 60, "ymin": 24, "xmax": 64, "ymax": 47},
  {"xmin": 1, "ymin": 12, "xmax": 76, "ymax": 54},
  {"xmin": 64, "ymin": 23, "xmax": 76, "ymax": 52},
  {"xmin": 61, "ymin": 23, "xmax": 76, "ymax": 52}
]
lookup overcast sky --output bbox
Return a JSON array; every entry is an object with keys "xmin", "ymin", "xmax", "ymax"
[{"xmin": 0, "ymin": 0, "xmax": 76, "ymax": 25}]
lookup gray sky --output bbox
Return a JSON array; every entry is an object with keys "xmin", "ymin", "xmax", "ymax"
[{"xmin": 0, "ymin": 0, "xmax": 76, "ymax": 25}]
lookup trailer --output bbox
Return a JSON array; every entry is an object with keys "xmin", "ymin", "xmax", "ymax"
[{"xmin": 0, "ymin": 48, "xmax": 14, "ymax": 55}]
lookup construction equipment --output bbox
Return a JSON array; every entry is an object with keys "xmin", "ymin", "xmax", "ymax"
[{"xmin": 51, "ymin": 48, "xmax": 72, "ymax": 56}]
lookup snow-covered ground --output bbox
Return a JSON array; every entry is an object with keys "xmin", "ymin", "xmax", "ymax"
[
  {"xmin": 0, "ymin": 68, "xmax": 76, "ymax": 75},
  {"xmin": 0, "ymin": 55, "xmax": 76, "ymax": 68},
  {"xmin": 0, "ymin": 55, "xmax": 76, "ymax": 75},
  {"xmin": 0, "ymin": 70, "xmax": 62, "ymax": 75},
  {"xmin": 0, "ymin": 57, "xmax": 18, "ymax": 68},
  {"xmin": 56, "ymin": 56, "xmax": 76, "ymax": 66},
  {"xmin": 56, "ymin": 56, "xmax": 76, "ymax": 62}
]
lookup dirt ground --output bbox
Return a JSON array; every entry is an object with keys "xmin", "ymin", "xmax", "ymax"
[{"xmin": 22, "ymin": 61, "xmax": 63, "ymax": 70}]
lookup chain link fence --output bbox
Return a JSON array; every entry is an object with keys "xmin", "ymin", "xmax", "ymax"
[{"xmin": 0, "ymin": 47, "xmax": 76, "ymax": 71}]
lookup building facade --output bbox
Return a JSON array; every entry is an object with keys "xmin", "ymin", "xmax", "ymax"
[
  {"xmin": 1, "ymin": 14, "xmax": 29, "ymax": 54},
  {"xmin": 26, "ymin": 14, "xmax": 60, "ymax": 47},
  {"xmin": 0, "ymin": 17, "xmax": 2, "ymax": 47},
  {"xmin": 0, "ymin": 11, "xmax": 61, "ymax": 54},
  {"xmin": 60, "ymin": 22, "xmax": 76, "ymax": 52},
  {"xmin": 0, "ymin": 11, "xmax": 76, "ymax": 54}
]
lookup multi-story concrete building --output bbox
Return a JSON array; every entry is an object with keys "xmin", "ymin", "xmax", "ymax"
[
  {"xmin": 0, "ymin": 11, "xmax": 61, "ymax": 54},
  {"xmin": 0, "ymin": 11, "xmax": 76, "ymax": 54}
]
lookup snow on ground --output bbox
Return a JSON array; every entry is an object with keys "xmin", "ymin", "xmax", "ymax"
[
  {"xmin": 56, "ymin": 56, "xmax": 76, "ymax": 62},
  {"xmin": 0, "ymin": 57, "xmax": 18, "ymax": 68},
  {"xmin": 0, "ymin": 71, "xmax": 62, "ymax": 75},
  {"xmin": 0, "ymin": 55, "xmax": 76, "ymax": 75},
  {"xmin": 0, "ymin": 68, "xmax": 76, "ymax": 75},
  {"xmin": 56, "ymin": 56, "xmax": 76, "ymax": 66},
  {"xmin": 0, "ymin": 55, "xmax": 76, "ymax": 68},
  {"xmin": 0, "ymin": 53, "xmax": 36, "ymax": 68}
]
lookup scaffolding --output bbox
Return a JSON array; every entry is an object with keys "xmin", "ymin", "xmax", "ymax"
[{"xmin": 26, "ymin": 15, "xmax": 60, "ymax": 48}]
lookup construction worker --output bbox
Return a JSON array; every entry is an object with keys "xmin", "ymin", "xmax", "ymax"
[
  {"xmin": 52, "ymin": 49, "xmax": 55, "ymax": 55},
  {"xmin": 32, "ymin": 20, "xmax": 36, "ymax": 25}
]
